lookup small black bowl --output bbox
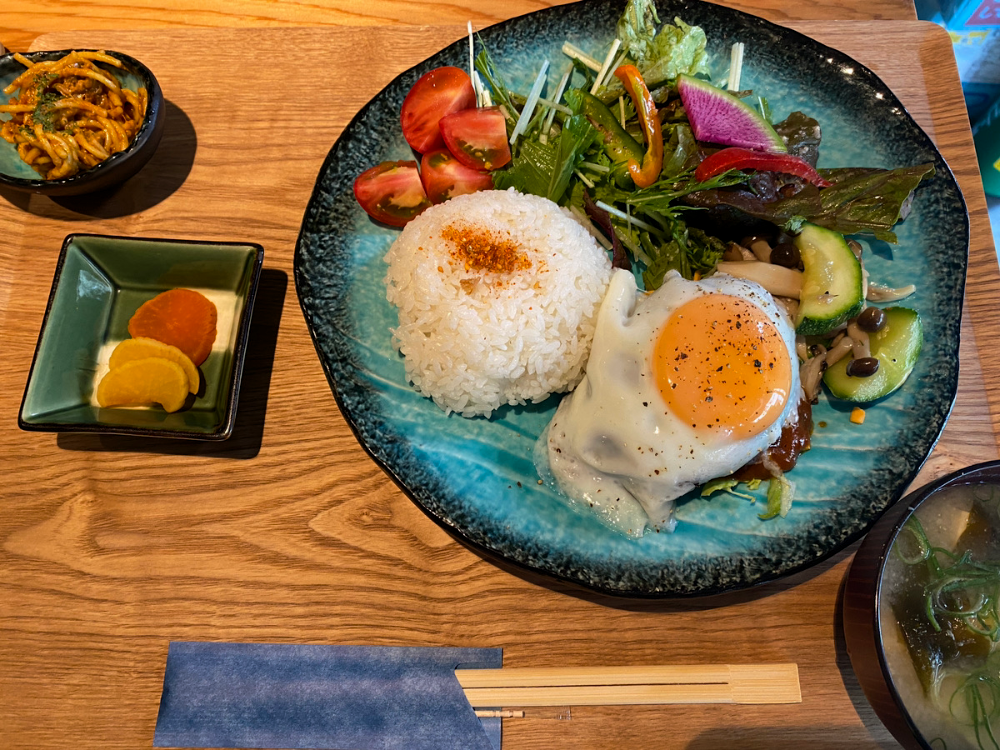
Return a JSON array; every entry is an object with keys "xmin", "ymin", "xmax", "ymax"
[
  {"xmin": 844, "ymin": 461, "xmax": 1000, "ymax": 750},
  {"xmin": 0, "ymin": 49, "xmax": 165, "ymax": 196}
]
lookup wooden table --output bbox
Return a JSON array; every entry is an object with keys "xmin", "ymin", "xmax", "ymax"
[
  {"xmin": 0, "ymin": 0, "xmax": 918, "ymax": 54},
  {"xmin": 2, "ymin": 2, "xmax": 998, "ymax": 749}
]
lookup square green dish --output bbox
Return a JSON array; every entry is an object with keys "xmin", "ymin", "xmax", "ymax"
[{"xmin": 19, "ymin": 234, "xmax": 264, "ymax": 440}]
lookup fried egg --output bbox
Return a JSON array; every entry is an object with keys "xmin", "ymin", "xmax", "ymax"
[{"xmin": 542, "ymin": 268, "xmax": 801, "ymax": 537}]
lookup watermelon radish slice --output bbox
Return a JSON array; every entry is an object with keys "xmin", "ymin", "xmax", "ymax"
[{"xmin": 677, "ymin": 74, "xmax": 787, "ymax": 153}]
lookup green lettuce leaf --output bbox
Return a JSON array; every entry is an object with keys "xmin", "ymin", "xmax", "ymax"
[
  {"xmin": 616, "ymin": 0, "xmax": 661, "ymax": 61},
  {"xmin": 682, "ymin": 163, "xmax": 935, "ymax": 242},
  {"xmin": 758, "ymin": 475, "xmax": 795, "ymax": 520},
  {"xmin": 701, "ymin": 478, "xmax": 740, "ymax": 497},
  {"xmin": 637, "ymin": 18, "xmax": 709, "ymax": 82},
  {"xmin": 492, "ymin": 114, "xmax": 599, "ymax": 204},
  {"xmin": 700, "ymin": 478, "xmax": 759, "ymax": 502},
  {"xmin": 492, "ymin": 138, "xmax": 554, "ymax": 196},
  {"xmin": 661, "ymin": 123, "xmax": 699, "ymax": 178},
  {"xmin": 773, "ymin": 111, "xmax": 822, "ymax": 167},
  {"xmin": 642, "ymin": 224, "xmax": 726, "ymax": 289},
  {"xmin": 599, "ymin": 4, "xmax": 708, "ymax": 102},
  {"xmin": 547, "ymin": 114, "xmax": 601, "ymax": 202},
  {"xmin": 810, "ymin": 164, "xmax": 936, "ymax": 240}
]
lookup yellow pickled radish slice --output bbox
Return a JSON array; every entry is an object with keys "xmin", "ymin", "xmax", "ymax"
[
  {"xmin": 96, "ymin": 358, "xmax": 190, "ymax": 413},
  {"xmin": 109, "ymin": 337, "xmax": 200, "ymax": 394}
]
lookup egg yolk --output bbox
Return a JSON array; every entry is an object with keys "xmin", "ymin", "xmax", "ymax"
[{"xmin": 652, "ymin": 293, "xmax": 793, "ymax": 439}]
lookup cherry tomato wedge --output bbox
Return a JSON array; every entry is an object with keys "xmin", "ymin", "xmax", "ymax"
[
  {"xmin": 439, "ymin": 107, "xmax": 512, "ymax": 171},
  {"xmin": 353, "ymin": 160, "xmax": 431, "ymax": 227},
  {"xmin": 420, "ymin": 149, "xmax": 494, "ymax": 204},
  {"xmin": 400, "ymin": 67, "xmax": 477, "ymax": 154}
]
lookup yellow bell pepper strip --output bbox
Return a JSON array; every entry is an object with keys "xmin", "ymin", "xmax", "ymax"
[
  {"xmin": 612, "ymin": 65, "xmax": 663, "ymax": 188},
  {"xmin": 695, "ymin": 147, "xmax": 832, "ymax": 187}
]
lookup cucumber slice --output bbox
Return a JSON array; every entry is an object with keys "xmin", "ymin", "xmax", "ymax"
[
  {"xmin": 823, "ymin": 307, "xmax": 923, "ymax": 402},
  {"xmin": 794, "ymin": 223, "xmax": 864, "ymax": 336}
]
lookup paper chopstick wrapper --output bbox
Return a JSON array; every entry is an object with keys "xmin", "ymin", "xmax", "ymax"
[
  {"xmin": 153, "ymin": 642, "xmax": 502, "ymax": 750},
  {"xmin": 153, "ymin": 642, "xmax": 802, "ymax": 749}
]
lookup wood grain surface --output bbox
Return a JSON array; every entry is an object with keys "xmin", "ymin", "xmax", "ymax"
[
  {"xmin": 0, "ymin": 0, "xmax": 918, "ymax": 54},
  {"xmin": 0, "ymin": 19, "xmax": 996, "ymax": 750}
]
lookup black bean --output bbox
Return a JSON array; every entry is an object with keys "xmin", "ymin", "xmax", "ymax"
[
  {"xmin": 770, "ymin": 242, "xmax": 801, "ymax": 268},
  {"xmin": 846, "ymin": 357, "xmax": 880, "ymax": 377},
  {"xmin": 857, "ymin": 306, "xmax": 887, "ymax": 333}
]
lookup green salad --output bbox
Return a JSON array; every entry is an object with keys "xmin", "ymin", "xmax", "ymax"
[
  {"xmin": 474, "ymin": 0, "xmax": 932, "ymax": 291},
  {"xmin": 351, "ymin": 0, "xmax": 935, "ymax": 521}
]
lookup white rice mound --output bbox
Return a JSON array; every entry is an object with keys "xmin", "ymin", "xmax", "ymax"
[{"xmin": 384, "ymin": 188, "xmax": 613, "ymax": 418}]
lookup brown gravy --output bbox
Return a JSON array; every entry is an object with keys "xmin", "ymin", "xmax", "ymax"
[{"xmin": 732, "ymin": 397, "xmax": 813, "ymax": 481}]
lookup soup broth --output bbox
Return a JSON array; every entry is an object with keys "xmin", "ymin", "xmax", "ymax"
[{"xmin": 880, "ymin": 483, "xmax": 1000, "ymax": 750}]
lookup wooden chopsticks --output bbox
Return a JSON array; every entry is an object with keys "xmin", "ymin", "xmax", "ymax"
[{"xmin": 456, "ymin": 664, "xmax": 801, "ymax": 707}]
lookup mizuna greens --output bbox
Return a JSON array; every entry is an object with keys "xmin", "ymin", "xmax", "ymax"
[{"xmin": 474, "ymin": 0, "xmax": 933, "ymax": 289}]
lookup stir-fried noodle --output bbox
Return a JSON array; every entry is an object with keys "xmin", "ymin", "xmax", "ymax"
[{"xmin": 0, "ymin": 51, "xmax": 147, "ymax": 180}]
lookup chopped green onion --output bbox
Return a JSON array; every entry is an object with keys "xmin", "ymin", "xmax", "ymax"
[
  {"xmin": 536, "ymin": 97, "xmax": 572, "ymax": 115},
  {"xmin": 561, "ymin": 42, "xmax": 601, "ymax": 71},
  {"xmin": 595, "ymin": 200, "xmax": 659, "ymax": 233},
  {"xmin": 727, "ymin": 42, "xmax": 745, "ymax": 92},
  {"xmin": 509, "ymin": 60, "xmax": 550, "ymax": 145},
  {"xmin": 541, "ymin": 65, "xmax": 572, "ymax": 138},
  {"xmin": 598, "ymin": 49, "xmax": 628, "ymax": 91},
  {"xmin": 467, "ymin": 22, "xmax": 481, "ymax": 104},
  {"xmin": 478, "ymin": 76, "xmax": 492, "ymax": 107},
  {"xmin": 591, "ymin": 38, "xmax": 622, "ymax": 95}
]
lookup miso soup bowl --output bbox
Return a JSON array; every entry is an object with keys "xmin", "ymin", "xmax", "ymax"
[{"xmin": 843, "ymin": 460, "xmax": 1000, "ymax": 750}]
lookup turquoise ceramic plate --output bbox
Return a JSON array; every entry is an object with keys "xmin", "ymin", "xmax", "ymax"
[{"xmin": 295, "ymin": 0, "xmax": 968, "ymax": 596}]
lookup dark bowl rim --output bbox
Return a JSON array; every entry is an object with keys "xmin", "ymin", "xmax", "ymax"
[
  {"xmin": 0, "ymin": 48, "xmax": 164, "ymax": 190},
  {"xmin": 855, "ymin": 460, "xmax": 1000, "ymax": 749},
  {"xmin": 17, "ymin": 232, "xmax": 265, "ymax": 441}
]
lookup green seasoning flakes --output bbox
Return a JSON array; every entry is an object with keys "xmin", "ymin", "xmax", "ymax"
[{"xmin": 30, "ymin": 74, "xmax": 59, "ymax": 131}]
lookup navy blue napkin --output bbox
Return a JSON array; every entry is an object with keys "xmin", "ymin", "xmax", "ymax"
[{"xmin": 153, "ymin": 642, "xmax": 503, "ymax": 750}]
